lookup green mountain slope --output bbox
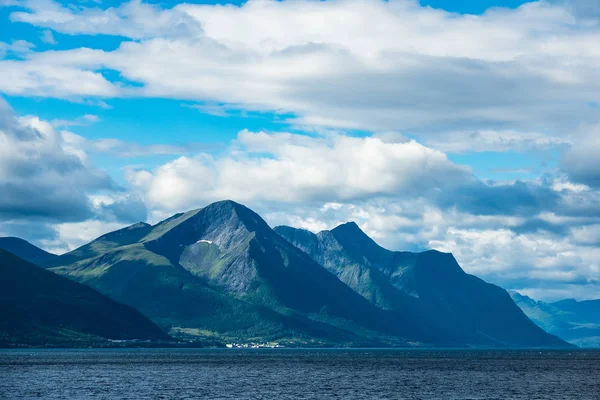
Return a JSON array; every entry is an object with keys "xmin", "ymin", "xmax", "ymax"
[
  {"xmin": 0, "ymin": 249, "xmax": 170, "ymax": 347},
  {"xmin": 47, "ymin": 222, "xmax": 153, "ymax": 268},
  {"xmin": 276, "ymin": 222, "xmax": 569, "ymax": 348},
  {"xmin": 0, "ymin": 237, "xmax": 57, "ymax": 265},
  {"xmin": 51, "ymin": 241, "xmax": 361, "ymax": 344},
  {"xmin": 48, "ymin": 201, "xmax": 450, "ymax": 346},
  {"xmin": 43, "ymin": 200, "xmax": 570, "ymax": 348},
  {"xmin": 511, "ymin": 292, "xmax": 600, "ymax": 347}
]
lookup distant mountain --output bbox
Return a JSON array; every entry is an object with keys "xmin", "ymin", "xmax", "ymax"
[
  {"xmin": 553, "ymin": 299, "xmax": 600, "ymax": 323},
  {"xmin": 0, "ymin": 249, "xmax": 170, "ymax": 347},
  {"xmin": 42, "ymin": 200, "xmax": 569, "ymax": 348},
  {"xmin": 511, "ymin": 292, "xmax": 600, "ymax": 347},
  {"xmin": 276, "ymin": 222, "xmax": 568, "ymax": 348},
  {"xmin": 0, "ymin": 237, "xmax": 57, "ymax": 265}
]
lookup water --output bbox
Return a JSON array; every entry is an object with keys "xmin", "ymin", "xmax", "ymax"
[{"xmin": 1, "ymin": 349, "xmax": 599, "ymax": 399}]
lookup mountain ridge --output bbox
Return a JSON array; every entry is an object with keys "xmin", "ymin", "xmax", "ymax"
[
  {"xmin": 3, "ymin": 200, "xmax": 572, "ymax": 348},
  {"xmin": 275, "ymin": 222, "xmax": 568, "ymax": 348}
]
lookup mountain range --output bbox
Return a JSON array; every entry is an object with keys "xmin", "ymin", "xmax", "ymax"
[
  {"xmin": 511, "ymin": 292, "xmax": 600, "ymax": 348},
  {"xmin": 0, "ymin": 200, "xmax": 572, "ymax": 348},
  {"xmin": 275, "ymin": 222, "xmax": 566, "ymax": 347}
]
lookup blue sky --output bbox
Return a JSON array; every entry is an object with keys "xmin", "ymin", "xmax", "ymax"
[{"xmin": 1, "ymin": 0, "xmax": 599, "ymax": 301}]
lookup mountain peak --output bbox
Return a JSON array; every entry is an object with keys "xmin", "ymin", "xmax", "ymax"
[
  {"xmin": 329, "ymin": 221, "xmax": 384, "ymax": 255},
  {"xmin": 196, "ymin": 200, "xmax": 255, "ymax": 220},
  {"xmin": 201, "ymin": 199, "xmax": 242, "ymax": 211},
  {"xmin": 141, "ymin": 200, "xmax": 273, "ymax": 259},
  {"xmin": 198, "ymin": 200, "xmax": 271, "ymax": 233},
  {"xmin": 126, "ymin": 222, "xmax": 151, "ymax": 230},
  {"xmin": 168, "ymin": 200, "xmax": 245, "ymax": 224},
  {"xmin": 330, "ymin": 221, "xmax": 373, "ymax": 243},
  {"xmin": 331, "ymin": 221, "xmax": 363, "ymax": 234}
]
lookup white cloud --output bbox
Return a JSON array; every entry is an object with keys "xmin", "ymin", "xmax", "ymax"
[
  {"xmin": 0, "ymin": 40, "xmax": 35, "ymax": 58},
  {"xmin": 41, "ymin": 220, "xmax": 129, "ymax": 254},
  {"xmin": 127, "ymin": 129, "xmax": 470, "ymax": 211},
  {"xmin": 0, "ymin": 59, "xmax": 118, "ymax": 97},
  {"xmin": 570, "ymin": 224, "xmax": 600, "ymax": 245},
  {"xmin": 10, "ymin": 0, "xmax": 201, "ymax": 39},
  {"xmin": 0, "ymin": 100, "xmax": 149, "ymax": 251},
  {"xmin": 551, "ymin": 177, "xmax": 590, "ymax": 193},
  {"xmin": 0, "ymin": 99, "xmax": 114, "ymax": 221},
  {"xmin": 1, "ymin": 0, "xmax": 599, "ymax": 135}
]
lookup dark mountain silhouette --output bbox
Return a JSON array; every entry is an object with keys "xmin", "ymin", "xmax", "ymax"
[
  {"xmin": 0, "ymin": 237, "xmax": 57, "ymax": 265},
  {"xmin": 0, "ymin": 249, "xmax": 170, "ymax": 347}
]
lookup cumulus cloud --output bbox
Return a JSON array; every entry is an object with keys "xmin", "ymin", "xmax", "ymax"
[
  {"xmin": 570, "ymin": 224, "xmax": 600, "ymax": 246},
  {"xmin": 126, "ymin": 129, "xmax": 471, "ymax": 211},
  {"xmin": 40, "ymin": 220, "xmax": 131, "ymax": 254},
  {"xmin": 0, "ymin": 99, "xmax": 149, "ymax": 250},
  {"xmin": 125, "ymin": 126, "xmax": 598, "ymax": 227},
  {"xmin": 0, "ymin": 58, "xmax": 118, "ymax": 98},
  {"xmin": 430, "ymin": 226, "xmax": 600, "ymax": 301},
  {"xmin": 0, "ymin": 99, "xmax": 113, "ymax": 221},
  {"xmin": 1, "ymin": 0, "xmax": 599, "ymax": 137}
]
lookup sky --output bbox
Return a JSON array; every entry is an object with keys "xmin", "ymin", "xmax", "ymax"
[{"xmin": 1, "ymin": 0, "xmax": 599, "ymax": 301}]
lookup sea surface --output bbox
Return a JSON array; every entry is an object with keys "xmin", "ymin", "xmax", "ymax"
[{"xmin": 1, "ymin": 348, "xmax": 599, "ymax": 399}]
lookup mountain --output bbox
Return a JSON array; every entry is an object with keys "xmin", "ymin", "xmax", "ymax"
[
  {"xmin": 43, "ymin": 200, "xmax": 568, "ymax": 347},
  {"xmin": 0, "ymin": 237, "xmax": 58, "ymax": 265},
  {"xmin": 275, "ymin": 222, "xmax": 568, "ymax": 348},
  {"xmin": 47, "ymin": 201, "xmax": 448, "ymax": 346},
  {"xmin": 0, "ymin": 249, "xmax": 170, "ymax": 347},
  {"xmin": 511, "ymin": 292, "xmax": 600, "ymax": 347}
]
